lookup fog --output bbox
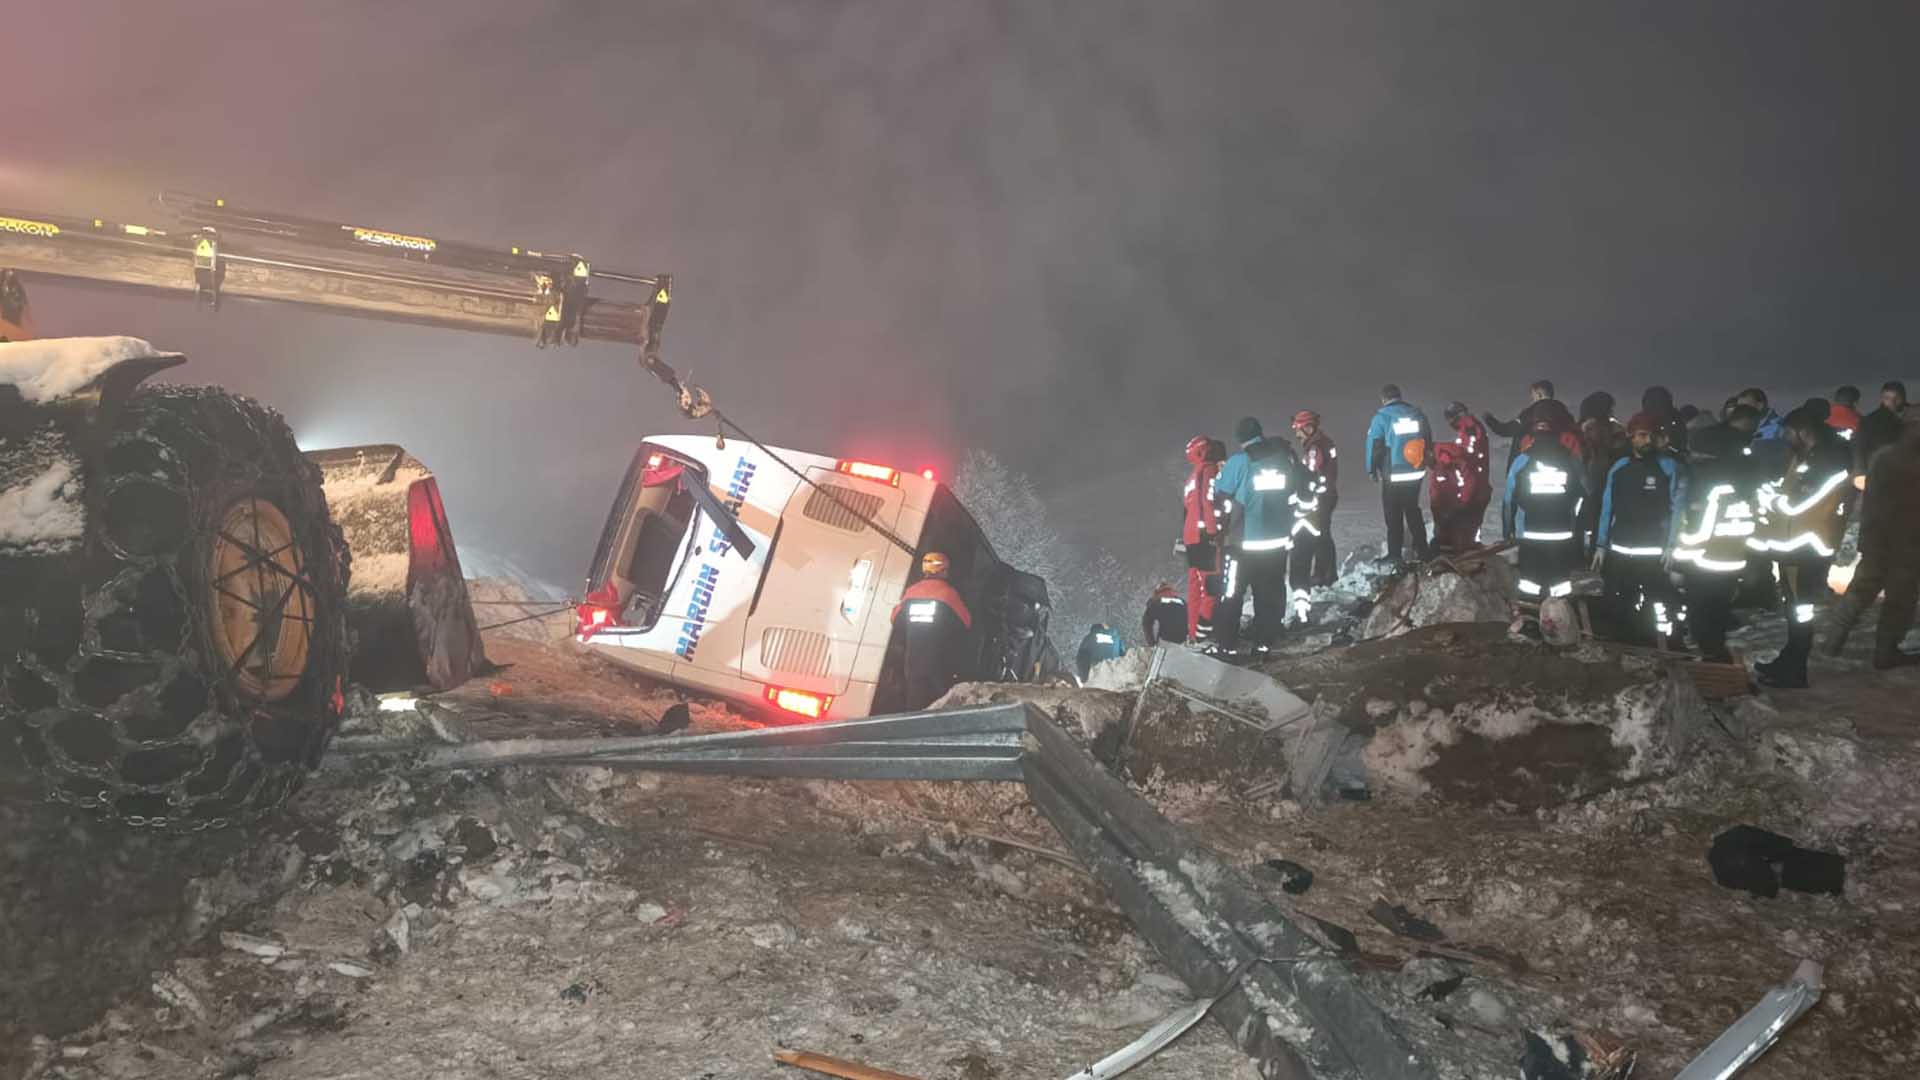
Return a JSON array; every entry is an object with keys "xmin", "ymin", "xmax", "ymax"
[{"xmin": 12, "ymin": 1, "xmax": 1918, "ymax": 586}]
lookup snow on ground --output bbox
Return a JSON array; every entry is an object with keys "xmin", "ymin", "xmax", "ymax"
[
  {"xmin": 0, "ymin": 457, "xmax": 84, "ymax": 554},
  {"xmin": 0, "ymin": 336, "xmax": 176, "ymax": 403}
]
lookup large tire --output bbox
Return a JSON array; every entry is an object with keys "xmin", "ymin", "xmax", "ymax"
[{"xmin": 2, "ymin": 386, "xmax": 349, "ymax": 828}]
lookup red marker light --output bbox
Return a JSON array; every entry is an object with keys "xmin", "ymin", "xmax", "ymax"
[
  {"xmin": 921, "ymin": 468, "xmax": 937, "ymax": 481},
  {"xmin": 835, "ymin": 460, "xmax": 900, "ymax": 486},
  {"xmin": 764, "ymin": 685, "xmax": 833, "ymax": 719}
]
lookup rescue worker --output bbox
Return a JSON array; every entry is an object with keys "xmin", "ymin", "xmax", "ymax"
[
  {"xmin": 1444, "ymin": 401, "xmax": 1493, "ymax": 491},
  {"xmin": 1504, "ymin": 417, "xmax": 1587, "ymax": 601},
  {"xmin": 1593, "ymin": 414, "xmax": 1685, "ymax": 647},
  {"xmin": 1290, "ymin": 410, "xmax": 1340, "ymax": 588},
  {"xmin": 1823, "ymin": 414, "xmax": 1920, "ymax": 669},
  {"xmin": 890, "ymin": 551, "xmax": 974, "ymax": 709},
  {"xmin": 1217, "ymin": 417, "xmax": 1305, "ymax": 645},
  {"xmin": 1641, "ymin": 385, "xmax": 1689, "ymax": 456},
  {"xmin": 1366, "ymin": 385, "xmax": 1433, "ymax": 565},
  {"xmin": 1428, "ymin": 440, "xmax": 1485, "ymax": 553},
  {"xmin": 1857, "ymin": 381, "xmax": 1908, "ymax": 472},
  {"xmin": 1738, "ymin": 387, "xmax": 1790, "ymax": 477},
  {"xmin": 1178, "ymin": 435, "xmax": 1227, "ymax": 644},
  {"xmin": 1075, "ymin": 623, "xmax": 1125, "ymax": 681},
  {"xmin": 1578, "ymin": 392, "xmax": 1629, "ymax": 543},
  {"xmin": 1141, "ymin": 582, "xmax": 1188, "ymax": 646},
  {"xmin": 1828, "ymin": 386, "xmax": 1863, "ymax": 442},
  {"xmin": 1672, "ymin": 406, "xmax": 1764, "ymax": 662},
  {"xmin": 1485, "ymin": 380, "xmax": 1576, "ymax": 478},
  {"xmin": 1747, "ymin": 409, "xmax": 1855, "ymax": 688}
]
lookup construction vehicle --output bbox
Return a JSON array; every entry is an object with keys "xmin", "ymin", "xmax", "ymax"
[
  {"xmin": 1, "ymin": 195, "xmax": 671, "ymax": 827},
  {"xmin": 1, "ymin": 193, "xmax": 1059, "ymax": 827}
]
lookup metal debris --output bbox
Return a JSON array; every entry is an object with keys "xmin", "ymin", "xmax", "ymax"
[{"xmin": 1673, "ymin": 960, "xmax": 1823, "ymax": 1080}]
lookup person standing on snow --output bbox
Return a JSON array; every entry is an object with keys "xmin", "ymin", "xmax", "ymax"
[
  {"xmin": 1672, "ymin": 405, "xmax": 1764, "ymax": 663},
  {"xmin": 1366, "ymin": 385, "xmax": 1433, "ymax": 565},
  {"xmin": 1428, "ymin": 441, "xmax": 1485, "ymax": 553},
  {"xmin": 1857, "ymin": 381, "xmax": 1908, "ymax": 473},
  {"xmin": 1823, "ymin": 414, "xmax": 1920, "ymax": 669},
  {"xmin": 1291, "ymin": 411, "xmax": 1340, "ymax": 587},
  {"xmin": 1828, "ymin": 386, "xmax": 1863, "ymax": 442},
  {"xmin": 889, "ymin": 551, "xmax": 974, "ymax": 709},
  {"xmin": 1442, "ymin": 402, "xmax": 1494, "ymax": 547},
  {"xmin": 1641, "ymin": 386, "xmax": 1689, "ymax": 457},
  {"xmin": 1217, "ymin": 417, "xmax": 1306, "ymax": 645},
  {"xmin": 1578, "ymin": 392, "xmax": 1630, "ymax": 544},
  {"xmin": 1074, "ymin": 623, "xmax": 1125, "ymax": 681},
  {"xmin": 1747, "ymin": 408, "xmax": 1855, "ymax": 688},
  {"xmin": 1594, "ymin": 414, "xmax": 1685, "ymax": 648},
  {"xmin": 1484, "ymin": 380, "xmax": 1575, "ymax": 478},
  {"xmin": 1178, "ymin": 435, "xmax": 1227, "ymax": 645},
  {"xmin": 1504, "ymin": 418, "xmax": 1587, "ymax": 601},
  {"xmin": 1141, "ymin": 582, "xmax": 1188, "ymax": 647}
]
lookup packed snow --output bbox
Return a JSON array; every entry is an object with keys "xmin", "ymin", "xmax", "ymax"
[
  {"xmin": 0, "ymin": 336, "xmax": 177, "ymax": 403},
  {"xmin": 0, "ymin": 458, "xmax": 84, "ymax": 554}
]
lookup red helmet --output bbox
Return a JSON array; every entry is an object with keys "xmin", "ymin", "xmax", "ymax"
[
  {"xmin": 1292, "ymin": 410, "xmax": 1320, "ymax": 430},
  {"xmin": 1185, "ymin": 435, "xmax": 1212, "ymax": 465}
]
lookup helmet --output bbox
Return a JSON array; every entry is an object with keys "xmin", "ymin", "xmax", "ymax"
[
  {"xmin": 1291, "ymin": 410, "xmax": 1320, "ymax": 430},
  {"xmin": 920, "ymin": 551, "xmax": 950, "ymax": 578},
  {"xmin": 1443, "ymin": 401, "xmax": 1469, "ymax": 422},
  {"xmin": 1185, "ymin": 435, "xmax": 1212, "ymax": 465}
]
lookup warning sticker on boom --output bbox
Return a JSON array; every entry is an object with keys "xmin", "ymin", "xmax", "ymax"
[{"xmin": 0, "ymin": 216, "xmax": 61, "ymax": 238}]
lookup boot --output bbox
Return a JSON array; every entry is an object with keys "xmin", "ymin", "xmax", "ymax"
[{"xmin": 1822, "ymin": 595, "xmax": 1864, "ymax": 658}]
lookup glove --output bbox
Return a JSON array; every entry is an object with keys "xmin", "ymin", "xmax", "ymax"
[
  {"xmin": 1173, "ymin": 540, "xmax": 1187, "ymax": 555},
  {"xmin": 1590, "ymin": 550, "xmax": 1606, "ymax": 573}
]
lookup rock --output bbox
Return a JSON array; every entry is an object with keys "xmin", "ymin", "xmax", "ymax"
[
  {"xmin": 1519, "ymin": 1031, "xmax": 1585, "ymax": 1080},
  {"xmin": 1359, "ymin": 557, "xmax": 1518, "ymax": 641},
  {"xmin": 1368, "ymin": 899, "xmax": 1446, "ymax": 943},
  {"xmin": 656, "ymin": 702, "xmax": 691, "ymax": 733},
  {"xmin": 218, "ymin": 931, "xmax": 286, "ymax": 960},
  {"xmin": 634, "ymin": 902, "xmax": 669, "ymax": 924},
  {"xmin": 745, "ymin": 922, "xmax": 796, "ymax": 949},
  {"xmin": 1468, "ymin": 988, "xmax": 1509, "ymax": 1027},
  {"xmin": 328, "ymin": 961, "xmax": 375, "ymax": 979},
  {"xmin": 149, "ymin": 973, "xmax": 208, "ymax": 1024},
  {"xmin": 1261, "ymin": 858, "xmax": 1315, "ymax": 895},
  {"xmin": 382, "ymin": 908, "xmax": 412, "ymax": 955}
]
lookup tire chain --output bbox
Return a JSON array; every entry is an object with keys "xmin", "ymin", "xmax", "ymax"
[{"xmin": 5, "ymin": 387, "xmax": 350, "ymax": 829}]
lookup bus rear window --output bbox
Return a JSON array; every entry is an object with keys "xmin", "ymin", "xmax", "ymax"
[{"xmin": 584, "ymin": 446, "xmax": 703, "ymax": 630}]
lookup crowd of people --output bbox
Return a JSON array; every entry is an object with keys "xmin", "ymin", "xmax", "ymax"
[{"xmin": 1136, "ymin": 378, "xmax": 1919, "ymax": 687}]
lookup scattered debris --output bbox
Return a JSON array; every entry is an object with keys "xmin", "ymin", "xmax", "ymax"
[
  {"xmin": 774, "ymin": 1047, "xmax": 925, "ymax": 1080},
  {"xmin": 1062, "ymin": 980, "xmax": 1232, "ymax": 1080},
  {"xmin": 1369, "ymin": 899, "xmax": 1447, "ymax": 943},
  {"xmin": 217, "ymin": 931, "xmax": 287, "ymax": 960},
  {"xmin": 1674, "ymin": 960, "xmax": 1824, "ymax": 1080},
  {"xmin": 657, "ymin": 702, "xmax": 692, "ymax": 733},
  {"xmin": 1708, "ymin": 825, "xmax": 1846, "ymax": 898},
  {"xmin": 1262, "ymin": 858, "xmax": 1315, "ymax": 895}
]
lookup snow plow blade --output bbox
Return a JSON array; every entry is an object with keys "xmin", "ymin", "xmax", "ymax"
[{"xmin": 309, "ymin": 444, "xmax": 484, "ymax": 691}]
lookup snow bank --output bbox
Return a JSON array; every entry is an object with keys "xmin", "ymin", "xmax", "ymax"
[
  {"xmin": 0, "ymin": 458, "xmax": 84, "ymax": 554},
  {"xmin": 0, "ymin": 336, "xmax": 176, "ymax": 403}
]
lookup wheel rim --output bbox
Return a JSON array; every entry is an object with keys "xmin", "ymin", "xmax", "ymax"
[{"xmin": 207, "ymin": 496, "xmax": 314, "ymax": 703}]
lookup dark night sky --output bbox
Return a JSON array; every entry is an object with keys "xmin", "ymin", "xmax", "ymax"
[{"xmin": 12, "ymin": 1, "xmax": 1919, "ymax": 584}]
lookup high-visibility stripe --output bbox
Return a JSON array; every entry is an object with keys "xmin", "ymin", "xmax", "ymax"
[
  {"xmin": 1677, "ymin": 484, "xmax": 1737, "ymax": 546},
  {"xmin": 908, "ymin": 600, "xmax": 939, "ymax": 623},
  {"xmin": 1518, "ymin": 579, "xmax": 1543, "ymax": 595},
  {"xmin": 1241, "ymin": 536, "xmax": 1291, "ymax": 551},
  {"xmin": 1292, "ymin": 518, "xmax": 1322, "ymax": 536},
  {"xmin": 1390, "ymin": 469, "xmax": 1427, "ymax": 482},
  {"xmin": 1549, "ymin": 581, "xmax": 1574, "ymax": 598},
  {"xmin": 1793, "ymin": 603, "xmax": 1815, "ymax": 625},
  {"xmin": 1094, "ymin": 633, "xmax": 1116, "ymax": 644},
  {"xmin": 1747, "ymin": 533, "xmax": 1836, "ymax": 557},
  {"xmin": 1714, "ymin": 520, "xmax": 1755, "ymax": 538},
  {"xmin": 1392, "ymin": 417, "xmax": 1421, "ymax": 435},
  {"xmin": 1610, "ymin": 543, "xmax": 1663, "ymax": 557},
  {"xmin": 1528, "ymin": 465, "xmax": 1568, "ymax": 495},
  {"xmin": 1523, "ymin": 530, "xmax": 1576, "ymax": 541},
  {"xmin": 1774, "ymin": 470, "xmax": 1850, "ymax": 517},
  {"xmin": 1252, "ymin": 469, "xmax": 1289, "ymax": 491}
]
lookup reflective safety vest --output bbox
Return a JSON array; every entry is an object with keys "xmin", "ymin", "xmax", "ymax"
[
  {"xmin": 1751, "ymin": 441, "xmax": 1853, "ymax": 559},
  {"xmin": 1597, "ymin": 454, "xmax": 1682, "ymax": 557},
  {"xmin": 1672, "ymin": 452, "xmax": 1760, "ymax": 575},
  {"xmin": 1075, "ymin": 626, "xmax": 1126, "ymax": 678},
  {"xmin": 1505, "ymin": 444, "xmax": 1585, "ymax": 542},
  {"xmin": 892, "ymin": 577, "xmax": 973, "ymax": 629},
  {"xmin": 1142, "ymin": 588, "xmax": 1188, "ymax": 644},
  {"xmin": 1367, "ymin": 400, "xmax": 1432, "ymax": 483},
  {"xmin": 1219, "ymin": 437, "xmax": 1304, "ymax": 551}
]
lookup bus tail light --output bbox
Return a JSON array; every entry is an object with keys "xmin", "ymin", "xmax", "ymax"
[
  {"xmin": 835, "ymin": 460, "xmax": 899, "ymax": 486},
  {"xmin": 765, "ymin": 685, "xmax": 832, "ymax": 719}
]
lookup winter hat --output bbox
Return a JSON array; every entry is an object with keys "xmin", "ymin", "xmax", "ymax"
[
  {"xmin": 1234, "ymin": 417, "xmax": 1265, "ymax": 444},
  {"xmin": 1626, "ymin": 412, "xmax": 1657, "ymax": 435}
]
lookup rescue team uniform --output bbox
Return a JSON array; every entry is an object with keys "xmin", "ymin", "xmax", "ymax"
[
  {"xmin": 1429, "ymin": 442, "xmax": 1486, "ymax": 552},
  {"xmin": 1825, "ymin": 424, "xmax": 1920, "ymax": 668},
  {"xmin": 1596, "ymin": 448, "xmax": 1684, "ymax": 647},
  {"xmin": 1180, "ymin": 438, "xmax": 1227, "ymax": 642},
  {"xmin": 1504, "ymin": 438, "xmax": 1586, "ymax": 600},
  {"xmin": 1075, "ymin": 624, "xmax": 1126, "ymax": 681},
  {"xmin": 890, "ymin": 575, "xmax": 973, "ymax": 710},
  {"xmin": 1671, "ymin": 429, "xmax": 1760, "ymax": 663},
  {"xmin": 1218, "ymin": 427, "xmax": 1309, "ymax": 644},
  {"xmin": 1141, "ymin": 584, "xmax": 1188, "ymax": 646},
  {"xmin": 1751, "ymin": 436, "xmax": 1853, "ymax": 686},
  {"xmin": 1293, "ymin": 427, "xmax": 1340, "ymax": 587},
  {"xmin": 1366, "ymin": 399, "xmax": 1433, "ymax": 563}
]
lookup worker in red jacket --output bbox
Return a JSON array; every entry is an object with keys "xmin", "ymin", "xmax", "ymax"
[
  {"xmin": 890, "ymin": 551, "xmax": 973, "ymax": 708},
  {"xmin": 1289, "ymin": 411, "xmax": 1340, "ymax": 588},
  {"xmin": 1179, "ymin": 435, "xmax": 1228, "ymax": 642},
  {"xmin": 1444, "ymin": 401, "xmax": 1493, "ymax": 490},
  {"xmin": 1429, "ymin": 440, "xmax": 1488, "ymax": 552}
]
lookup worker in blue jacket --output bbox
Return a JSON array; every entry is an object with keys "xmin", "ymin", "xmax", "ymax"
[
  {"xmin": 1075, "ymin": 623, "xmax": 1125, "ymax": 681},
  {"xmin": 1216, "ymin": 417, "xmax": 1306, "ymax": 645},
  {"xmin": 1365, "ymin": 385, "xmax": 1433, "ymax": 564},
  {"xmin": 1504, "ymin": 418, "xmax": 1587, "ymax": 602},
  {"xmin": 1593, "ymin": 413, "xmax": 1685, "ymax": 647}
]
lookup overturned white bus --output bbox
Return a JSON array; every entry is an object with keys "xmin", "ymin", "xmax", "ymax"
[{"xmin": 576, "ymin": 435, "xmax": 1064, "ymax": 720}]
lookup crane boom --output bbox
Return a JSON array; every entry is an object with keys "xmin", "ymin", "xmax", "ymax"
[{"xmin": 0, "ymin": 197, "xmax": 669, "ymax": 355}]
